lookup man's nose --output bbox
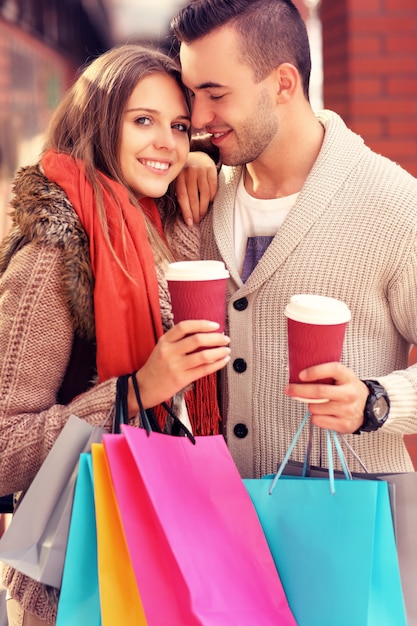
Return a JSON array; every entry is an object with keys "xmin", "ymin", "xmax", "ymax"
[{"xmin": 191, "ymin": 96, "xmax": 214, "ymax": 133}]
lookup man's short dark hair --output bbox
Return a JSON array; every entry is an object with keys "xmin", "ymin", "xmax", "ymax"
[{"xmin": 171, "ymin": 0, "xmax": 311, "ymax": 99}]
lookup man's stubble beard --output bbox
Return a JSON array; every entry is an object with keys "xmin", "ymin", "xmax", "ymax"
[{"xmin": 219, "ymin": 87, "xmax": 279, "ymax": 166}]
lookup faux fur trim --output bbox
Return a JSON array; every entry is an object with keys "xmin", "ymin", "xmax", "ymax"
[{"xmin": 0, "ymin": 164, "xmax": 95, "ymax": 339}]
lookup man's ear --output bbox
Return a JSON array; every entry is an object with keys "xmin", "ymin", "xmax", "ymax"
[{"xmin": 273, "ymin": 63, "xmax": 299, "ymax": 102}]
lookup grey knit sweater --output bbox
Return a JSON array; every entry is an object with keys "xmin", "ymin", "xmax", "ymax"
[{"xmin": 200, "ymin": 109, "xmax": 417, "ymax": 479}]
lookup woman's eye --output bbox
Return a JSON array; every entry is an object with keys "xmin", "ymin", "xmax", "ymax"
[
  {"xmin": 173, "ymin": 123, "xmax": 190, "ymax": 133},
  {"xmin": 134, "ymin": 116, "xmax": 152, "ymax": 126},
  {"xmin": 210, "ymin": 94, "xmax": 224, "ymax": 101}
]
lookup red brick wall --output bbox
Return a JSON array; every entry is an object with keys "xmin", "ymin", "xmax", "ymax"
[
  {"xmin": 320, "ymin": 0, "xmax": 417, "ymax": 177},
  {"xmin": 321, "ymin": 0, "xmax": 417, "ymax": 468}
]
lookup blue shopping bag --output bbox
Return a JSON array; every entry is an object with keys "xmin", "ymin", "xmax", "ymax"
[
  {"xmin": 56, "ymin": 453, "xmax": 101, "ymax": 626},
  {"xmin": 244, "ymin": 416, "xmax": 406, "ymax": 626}
]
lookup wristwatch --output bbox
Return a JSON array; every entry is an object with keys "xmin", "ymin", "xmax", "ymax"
[{"xmin": 355, "ymin": 379, "xmax": 390, "ymax": 433}]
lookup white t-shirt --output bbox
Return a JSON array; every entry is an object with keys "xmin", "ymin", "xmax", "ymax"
[{"xmin": 234, "ymin": 172, "xmax": 299, "ymax": 281}]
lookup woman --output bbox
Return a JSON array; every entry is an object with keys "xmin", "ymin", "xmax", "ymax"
[{"xmin": 0, "ymin": 44, "xmax": 230, "ymax": 625}]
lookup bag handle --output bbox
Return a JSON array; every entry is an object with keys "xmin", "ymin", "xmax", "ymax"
[
  {"xmin": 114, "ymin": 372, "xmax": 195, "ymax": 444},
  {"xmin": 114, "ymin": 373, "xmax": 155, "ymax": 435},
  {"xmin": 160, "ymin": 400, "xmax": 195, "ymax": 443},
  {"xmin": 113, "ymin": 375, "xmax": 128, "ymax": 434},
  {"xmin": 338, "ymin": 434, "xmax": 369, "ymax": 473},
  {"xmin": 130, "ymin": 373, "xmax": 159, "ymax": 436},
  {"xmin": 269, "ymin": 411, "xmax": 350, "ymax": 495}
]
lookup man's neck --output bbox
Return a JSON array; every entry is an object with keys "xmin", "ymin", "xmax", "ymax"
[{"xmin": 244, "ymin": 113, "xmax": 325, "ymax": 200}]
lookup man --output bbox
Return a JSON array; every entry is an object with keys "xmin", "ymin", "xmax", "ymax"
[{"xmin": 171, "ymin": 0, "xmax": 417, "ymax": 478}]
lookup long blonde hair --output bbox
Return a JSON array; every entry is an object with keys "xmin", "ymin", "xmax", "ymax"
[{"xmin": 44, "ymin": 44, "xmax": 191, "ymax": 267}]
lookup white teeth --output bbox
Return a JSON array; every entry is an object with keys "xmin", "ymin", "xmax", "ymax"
[
  {"xmin": 142, "ymin": 160, "xmax": 169, "ymax": 171},
  {"xmin": 212, "ymin": 133, "xmax": 224, "ymax": 139}
]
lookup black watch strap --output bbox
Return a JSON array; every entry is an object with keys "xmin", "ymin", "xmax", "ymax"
[{"xmin": 355, "ymin": 379, "xmax": 390, "ymax": 434}]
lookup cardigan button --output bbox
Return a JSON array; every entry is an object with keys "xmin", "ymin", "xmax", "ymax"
[
  {"xmin": 233, "ymin": 358, "xmax": 247, "ymax": 373},
  {"xmin": 233, "ymin": 423, "xmax": 248, "ymax": 439},
  {"xmin": 233, "ymin": 297, "xmax": 248, "ymax": 311}
]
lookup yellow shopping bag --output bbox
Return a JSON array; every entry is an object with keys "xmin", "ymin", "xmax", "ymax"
[{"xmin": 91, "ymin": 443, "xmax": 147, "ymax": 625}]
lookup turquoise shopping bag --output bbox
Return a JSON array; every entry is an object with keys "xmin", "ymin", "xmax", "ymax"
[
  {"xmin": 56, "ymin": 453, "xmax": 101, "ymax": 626},
  {"xmin": 244, "ymin": 416, "xmax": 406, "ymax": 626}
]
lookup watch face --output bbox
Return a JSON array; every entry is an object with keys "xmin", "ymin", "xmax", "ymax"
[{"xmin": 373, "ymin": 396, "xmax": 389, "ymax": 422}]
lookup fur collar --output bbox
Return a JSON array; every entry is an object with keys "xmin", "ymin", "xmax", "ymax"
[{"xmin": 0, "ymin": 164, "xmax": 95, "ymax": 339}]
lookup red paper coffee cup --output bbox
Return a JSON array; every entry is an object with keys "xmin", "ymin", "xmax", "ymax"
[
  {"xmin": 165, "ymin": 261, "xmax": 229, "ymax": 332},
  {"xmin": 285, "ymin": 294, "xmax": 351, "ymax": 401}
]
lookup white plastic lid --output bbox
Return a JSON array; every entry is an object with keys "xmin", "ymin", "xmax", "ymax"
[
  {"xmin": 164, "ymin": 260, "xmax": 229, "ymax": 281},
  {"xmin": 284, "ymin": 294, "xmax": 351, "ymax": 325}
]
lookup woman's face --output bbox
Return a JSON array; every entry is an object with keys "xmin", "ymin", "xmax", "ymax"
[{"xmin": 119, "ymin": 73, "xmax": 191, "ymax": 199}]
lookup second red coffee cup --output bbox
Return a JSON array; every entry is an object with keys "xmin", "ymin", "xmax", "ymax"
[{"xmin": 285, "ymin": 294, "xmax": 351, "ymax": 402}]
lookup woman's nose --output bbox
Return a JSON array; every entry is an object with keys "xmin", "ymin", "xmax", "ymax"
[{"xmin": 155, "ymin": 126, "xmax": 177, "ymax": 150}]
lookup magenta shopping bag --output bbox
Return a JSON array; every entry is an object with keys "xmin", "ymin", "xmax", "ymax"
[{"xmin": 103, "ymin": 427, "xmax": 295, "ymax": 626}]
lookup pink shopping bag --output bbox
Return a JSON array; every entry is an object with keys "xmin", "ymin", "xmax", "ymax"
[{"xmin": 103, "ymin": 427, "xmax": 295, "ymax": 626}]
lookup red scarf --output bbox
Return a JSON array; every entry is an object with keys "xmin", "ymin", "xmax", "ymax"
[{"xmin": 42, "ymin": 151, "xmax": 221, "ymax": 435}]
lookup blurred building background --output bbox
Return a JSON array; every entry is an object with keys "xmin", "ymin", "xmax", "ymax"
[
  {"xmin": 0, "ymin": 0, "xmax": 416, "ymax": 240},
  {"xmin": 0, "ymin": 0, "xmax": 112, "ymax": 238}
]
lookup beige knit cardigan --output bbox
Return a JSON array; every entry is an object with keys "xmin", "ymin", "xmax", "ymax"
[{"xmin": 200, "ymin": 109, "xmax": 417, "ymax": 479}]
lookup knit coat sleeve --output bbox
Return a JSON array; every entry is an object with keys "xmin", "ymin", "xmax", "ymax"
[
  {"xmin": 0, "ymin": 241, "xmax": 116, "ymax": 496},
  {"xmin": 164, "ymin": 214, "xmax": 201, "ymax": 262},
  {"xmin": 375, "ymin": 241, "xmax": 417, "ymax": 433}
]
